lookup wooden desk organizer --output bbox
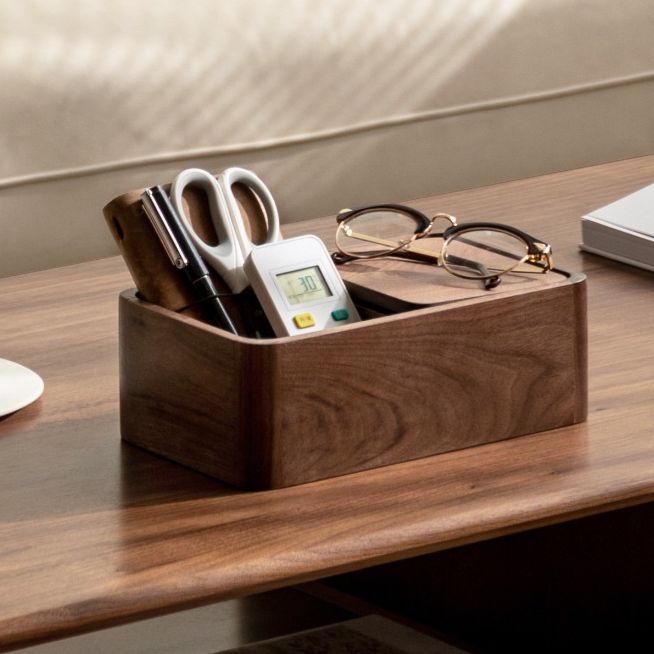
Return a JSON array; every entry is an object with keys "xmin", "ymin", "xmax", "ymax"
[{"xmin": 119, "ymin": 270, "xmax": 587, "ymax": 489}]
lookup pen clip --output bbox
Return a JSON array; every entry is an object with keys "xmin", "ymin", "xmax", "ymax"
[{"xmin": 141, "ymin": 188, "xmax": 188, "ymax": 269}]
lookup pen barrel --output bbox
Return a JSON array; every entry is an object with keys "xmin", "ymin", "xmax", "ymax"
[
  {"xmin": 145, "ymin": 185, "xmax": 206, "ymax": 273},
  {"xmin": 183, "ymin": 254, "xmax": 212, "ymax": 287},
  {"xmin": 146, "ymin": 186, "xmax": 238, "ymax": 335},
  {"xmin": 189, "ymin": 275, "xmax": 238, "ymax": 333}
]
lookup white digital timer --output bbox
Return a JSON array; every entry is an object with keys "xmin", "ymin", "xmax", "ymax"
[{"xmin": 243, "ymin": 235, "xmax": 361, "ymax": 337}]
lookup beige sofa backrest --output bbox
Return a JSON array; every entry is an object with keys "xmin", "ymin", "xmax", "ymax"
[{"xmin": 2, "ymin": 0, "xmax": 654, "ymax": 276}]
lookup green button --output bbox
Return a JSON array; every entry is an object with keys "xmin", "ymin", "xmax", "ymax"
[{"xmin": 331, "ymin": 308, "xmax": 349, "ymax": 321}]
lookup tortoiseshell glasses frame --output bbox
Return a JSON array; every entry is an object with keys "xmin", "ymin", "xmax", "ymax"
[{"xmin": 333, "ymin": 203, "xmax": 553, "ymax": 289}]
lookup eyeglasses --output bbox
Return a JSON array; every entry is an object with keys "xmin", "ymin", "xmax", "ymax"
[{"xmin": 333, "ymin": 204, "xmax": 553, "ymax": 289}]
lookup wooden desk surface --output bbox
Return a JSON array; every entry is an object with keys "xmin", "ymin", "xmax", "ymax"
[{"xmin": 2, "ymin": 156, "xmax": 654, "ymax": 650}]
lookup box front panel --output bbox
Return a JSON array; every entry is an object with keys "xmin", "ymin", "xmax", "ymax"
[{"xmin": 272, "ymin": 282, "xmax": 585, "ymax": 487}]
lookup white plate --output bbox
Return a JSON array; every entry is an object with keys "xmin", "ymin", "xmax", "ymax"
[{"xmin": 0, "ymin": 358, "xmax": 44, "ymax": 417}]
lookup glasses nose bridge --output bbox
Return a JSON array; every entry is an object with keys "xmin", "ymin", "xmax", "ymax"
[{"xmin": 427, "ymin": 212, "xmax": 457, "ymax": 235}]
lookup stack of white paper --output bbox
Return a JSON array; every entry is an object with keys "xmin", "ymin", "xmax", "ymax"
[{"xmin": 580, "ymin": 183, "xmax": 654, "ymax": 272}]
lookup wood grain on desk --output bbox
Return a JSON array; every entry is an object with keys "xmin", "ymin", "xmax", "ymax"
[{"xmin": 2, "ymin": 156, "xmax": 654, "ymax": 650}]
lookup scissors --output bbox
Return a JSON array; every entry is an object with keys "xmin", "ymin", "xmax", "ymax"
[{"xmin": 170, "ymin": 167, "xmax": 281, "ymax": 293}]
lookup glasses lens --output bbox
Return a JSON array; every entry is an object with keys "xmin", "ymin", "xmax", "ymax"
[
  {"xmin": 443, "ymin": 228, "xmax": 528, "ymax": 279},
  {"xmin": 337, "ymin": 210, "xmax": 424, "ymax": 257}
]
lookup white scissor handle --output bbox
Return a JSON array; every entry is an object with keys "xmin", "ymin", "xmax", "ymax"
[
  {"xmin": 170, "ymin": 168, "xmax": 249, "ymax": 292},
  {"xmin": 170, "ymin": 167, "xmax": 281, "ymax": 294},
  {"xmin": 219, "ymin": 167, "xmax": 281, "ymax": 260}
]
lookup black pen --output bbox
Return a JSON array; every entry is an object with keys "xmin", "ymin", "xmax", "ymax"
[{"xmin": 141, "ymin": 186, "xmax": 238, "ymax": 334}]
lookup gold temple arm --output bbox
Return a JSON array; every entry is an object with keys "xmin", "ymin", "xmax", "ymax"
[{"xmin": 342, "ymin": 230, "xmax": 441, "ymax": 262}]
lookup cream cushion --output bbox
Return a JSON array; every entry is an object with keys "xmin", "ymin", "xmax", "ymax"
[{"xmin": 1, "ymin": 0, "xmax": 654, "ymax": 276}]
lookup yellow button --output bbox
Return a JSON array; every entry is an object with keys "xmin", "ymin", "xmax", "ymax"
[{"xmin": 292, "ymin": 312, "xmax": 316, "ymax": 329}]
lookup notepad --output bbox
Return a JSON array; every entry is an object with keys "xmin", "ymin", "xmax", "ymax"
[{"xmin": 580, "ymin": 183, "xmax": 654, "ymax": 272}]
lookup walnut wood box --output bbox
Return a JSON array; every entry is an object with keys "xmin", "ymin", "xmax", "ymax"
[{"xmin": 118, "ymin": 271, "xmax": 587, "ymax": 490}]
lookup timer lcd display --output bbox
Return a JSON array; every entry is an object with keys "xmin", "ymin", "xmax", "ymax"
[{"xmin": 276, "ymin": 266, "xmax": 332, "ymax": 305}]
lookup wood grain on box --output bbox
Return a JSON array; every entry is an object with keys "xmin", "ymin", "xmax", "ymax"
[{"xmin": 119, "ymin": 265, "xmax": 587, "ymax": 488}]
